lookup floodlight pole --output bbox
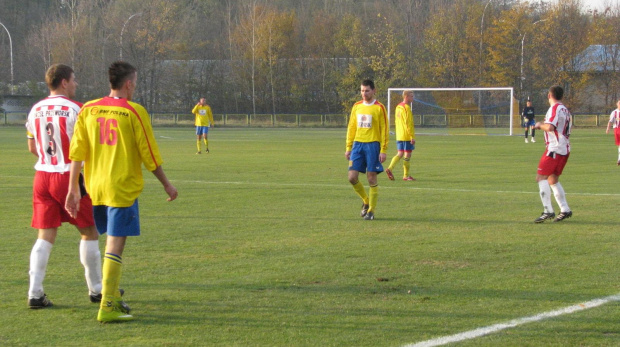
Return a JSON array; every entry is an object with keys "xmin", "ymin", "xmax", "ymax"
[
  {"xmin": 479, "ymin": 0, "xmax": 493, "ymax": 85},
  {"xmin": 0, "ymin": 20, "xmax": 14, "ymax": 94},
  {"xmin": 520, "ymin": 19, "xmax": 547, "ymax": 98},
  {"xmin": 120, "ymin": 12, "xmax": 142, "ymax": 60}
]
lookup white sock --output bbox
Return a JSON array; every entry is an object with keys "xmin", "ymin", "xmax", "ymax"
[
  {"xmin": 80, "ymin": 240, "xmax": 102, "ymax": 295},
  {"xmin": 28, "ymin": 239, "xmax": 53, "ymax": 299},
  {"xmin": 550, "ymin": 182, "xmax": 570, "ymax": 213},
  {"xmin": 538, "ymin": 180, "xmax": 554, "ymax": 213},
  {"xmin": 617, "ymin": 146, "xmax": 620, "ymax": 160}
]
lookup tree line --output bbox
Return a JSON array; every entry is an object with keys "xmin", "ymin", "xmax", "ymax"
[{"xmin": 1, "ymin": 0, "xmax": 619, "ymax": 114}]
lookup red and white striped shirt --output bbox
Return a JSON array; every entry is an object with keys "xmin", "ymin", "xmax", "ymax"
[
  {"xmin": 543, "ymin": 102, "xmax": 572, "ymax": 155},
  {"xmin": 25, "ymin": 96, "xmax": 82, "ymax": 173},
  {"xmin": 608, "ymin": 109, "xmax": 620, "ymax": 129}
]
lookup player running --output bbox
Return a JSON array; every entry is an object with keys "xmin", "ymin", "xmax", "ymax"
[{"xmin": 385, "ymin": 90, "xmax": 416, "ymax": 181}]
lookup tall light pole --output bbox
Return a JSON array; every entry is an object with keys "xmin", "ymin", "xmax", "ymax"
[
  {"xmin": 520, "ymin": 19, "xmax": 547, "ymax": 97},
  {"xmin": 0, "ymin": 20, "xmax": 14, "ymax": 94},
  {"xmin": 479, "ymin": 0, "xmax": 493, "ymax": 85},
  {"xmin": 120, "ymin": 12, "xmax": 142, "ymax": 60}
]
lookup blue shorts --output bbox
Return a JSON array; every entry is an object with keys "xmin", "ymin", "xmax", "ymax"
[
  {"xmin": 396, "ymin": 141, "xmax": 415, "ymax": 152},
  {"xmin": 93, "ymin": 200, "xmax": 140, "ymax": 237},
  {"xmin": 196, "ymin": 126, "xmax": 210, "ymax": 135},
  {"xmin": 349, "ymin": 141, "xmax": 383, "ymax": 174},
  {"xmin": 524, "ymin": 119, "xmax": 535, "ymax": 127}
]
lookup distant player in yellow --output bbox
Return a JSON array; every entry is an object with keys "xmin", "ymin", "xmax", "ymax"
[
  {"xmin": 192, "ymin": 97, "xmax": 214, "ymax": 154},
  {"xmin": 385, "ymin": 90, "xmax": 416, "ymax": 181},
  {"xmin": 345, "ymin": 79, "xmax": 388, "ymax": 220},
  {"xmin": 65, "ymin": 61, "xmax": 178, "ymax": 322}
]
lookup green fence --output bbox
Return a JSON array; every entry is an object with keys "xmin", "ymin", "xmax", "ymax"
[{"xmin": 2, "ymin": 111, "xmax": 612, "ymax": 128}]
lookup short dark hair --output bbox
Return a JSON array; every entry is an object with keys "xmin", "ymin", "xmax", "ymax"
[
  {"xmin": 361, "ymin": 79, "xmax": 375, "ymax": 90},
  {"xmin": 109, "ymin": 61, "xmax": 137, "ymax": 90},
  {"xmin": 549, "ymin": 85, "xmax": 564, "ymax": 101},
  {"xmin": 45, "ymin": 64, "xmax": 74, "ymax": 90}
]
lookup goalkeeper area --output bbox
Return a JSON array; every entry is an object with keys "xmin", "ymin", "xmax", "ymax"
[{"xmin": 387, "ymin": 87, "xmax": 520, "ymax": 136}]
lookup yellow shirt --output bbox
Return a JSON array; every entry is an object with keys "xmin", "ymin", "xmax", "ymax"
[
  {"xmin": 346, "ymin": 100, "xmax": 388, "ymax": 153},
  {"xmin": 69, "ymin": 97, "xmax": 163, "ymax": 207},
  {"xmin": 394, "ymin": 102, "xmax": 415, "ymax": 141},
  {"xmin": 192, "ymin": 104, "xmax": 214, "ymax": 126}
]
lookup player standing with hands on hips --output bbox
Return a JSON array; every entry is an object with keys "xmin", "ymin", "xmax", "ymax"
[
  {"xmin": 605, "ymin": 99, "xmax": 620, "ymax": 166},
  {"xmin": 25, "ymin": 64, "xmax": 103, "ymax": 309},
  {"xmin": 522, "ymin": 99, "xmax": 536, "ymax": 143},
  {"xmin": 345, "ymin": 80, "xmax": 388, "ymax": 221},
  {"xmin": 385, "ymin": 90, "xmax": 416, "ymax": 181},
  {"xmin": 65, "ymin": 61, "xmax": 178, "ymax": 322},
  {"xmin": 533, "ymin": 85, "xmax": 572, "ymax": 223},
  {"xmin": 192, "ymin": 97, "xmax": 214, "ymax": 154}
]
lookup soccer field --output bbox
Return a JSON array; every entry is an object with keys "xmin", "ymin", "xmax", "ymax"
[{"xmin": 0, "ymin": 126, "xmax": 618, "ymax": 346}]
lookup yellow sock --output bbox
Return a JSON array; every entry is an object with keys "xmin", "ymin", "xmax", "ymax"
[
  {"xmin": 204, "ymin": 139, "xmax": 209, "ymax": 149},
  {"xmin": 100, "ymin": 253, "xmax": 122, "ymax": 311},
  {"xmin": 403, "ymin": 157, "xmax": 411, "ymax": 177},
  {"xmin": 368, "ymin": 185, "xmax": 378, "ymax": 212},
  {"xmin": 196, "ymin": 140, "xmax": 201, "ymax": 152},
  {"xmin": 351, "ymin": 181, "xmax": 369, "ymax": 205},
  {"xmin": 388, "ymin": 156, "xmax": 400, "ymax": 170}
]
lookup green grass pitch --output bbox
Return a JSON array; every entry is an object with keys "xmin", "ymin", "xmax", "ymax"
[{"xmin": 0, "ymin": 126, "xmax": 618, "ymax": 346}]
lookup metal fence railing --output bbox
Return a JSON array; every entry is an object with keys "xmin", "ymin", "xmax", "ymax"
[{"xmin": 2, "ymin": 111, "xmax": 612, "ymax": 128}]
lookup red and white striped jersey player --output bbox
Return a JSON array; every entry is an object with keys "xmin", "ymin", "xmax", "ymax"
[
  {"xmin": 532, "ymin": 85, "xmax": 573, "ymax": 224},
  {"xmin": 605, "ymin": 100, "xmax": 620, "ymax": 166},
  {"xmin": 24, "ymin": 64, "xmax": 102, "ymax": 309}
]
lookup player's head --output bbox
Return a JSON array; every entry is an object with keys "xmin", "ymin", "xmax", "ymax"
[
  {"xmin": 402, "ymin": 90, "xmax": 414, "ymax": 103},
  {"xmin": 616, "ymin": 99, "xmax": 620, "ymax": 109},
  {"xmin": 45, "ymin": 64, "xmax": 77, "ymax": 98},
  {"xmin": 199, "ymin": 97, "xmax": 206, "ymax": 105},
  {"xmin": 360, "ymin": 79, "xmax": 376, "ymax": 102},
  {"xmin": 109, "ymin": 61, "xmax": 138, "ymax": 99},
  {"xmin": 548, "ymin": 85, "xmax": 564, "ymax": 101},
  {"xmin": 527, "ymin": 100, "xmax": 532, "ymax": 106}
]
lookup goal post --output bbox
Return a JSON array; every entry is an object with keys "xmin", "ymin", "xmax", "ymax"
[{"xmin": 387, "ymin": 87, "xmax": 518, "ymax": 136}]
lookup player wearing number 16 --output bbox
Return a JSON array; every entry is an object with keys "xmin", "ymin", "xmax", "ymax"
[{"xmin": 65, "ymin": 61, "xmax": 178, "ymax": 322}]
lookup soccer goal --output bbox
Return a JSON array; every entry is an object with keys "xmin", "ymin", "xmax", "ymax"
[{"xmin": 387, "ymin": 87, "xmax": 519, "ymax": 136}]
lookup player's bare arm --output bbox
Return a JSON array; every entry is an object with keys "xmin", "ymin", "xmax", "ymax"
[
  {"xmin": 345, "ymin": 151, "xmax": 351, "ymax": 160},
  {"xmin": 27, "ymin": 138, "xmax": 38, "ymax": 156},
  {"xmin": 152, "ymin": 166, "xmax": 178, "ymax": 202},
  {"xmin": 535, "ymin": 122, "xmax": 555, "ymax": 132},
  {"xmin": 64, "ymin": 161, "xmax": 83, "ymax": 218}
]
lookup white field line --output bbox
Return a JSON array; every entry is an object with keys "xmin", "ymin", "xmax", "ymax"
[
  {"xmin": 4, "ymin": 176, "xmax": 620, "ymax": 197},
  {"xmin": 161, "ymin": 179, "xmax": 620, "ymax": 197},
  {"xmin": 404, "ymin": 293, "xmax": 620, "ymax": 347}
]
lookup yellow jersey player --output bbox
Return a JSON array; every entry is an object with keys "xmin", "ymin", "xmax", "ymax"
[
  {"xmin": 65, "ymin": 61, "xmax": 178, "ymax": 322},
  {"xmin": 385, "ymin": 90, "xmax": 416, "ymax": 181},
  {"xmin": 192, "ymin": 98, "xmax": 214, "ymax": 154},
  {"xmin": 345, "ymin": 80, "xmax": 388, "ymax": 220}
]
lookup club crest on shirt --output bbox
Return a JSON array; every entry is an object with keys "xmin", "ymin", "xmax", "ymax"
[
  {"xmin": 90, "ymin": 107, "xmax": 99, "ymax": 115},
  {"xmin": 357, "ymin": 114, "xmax": 372, "ymax": 128}
]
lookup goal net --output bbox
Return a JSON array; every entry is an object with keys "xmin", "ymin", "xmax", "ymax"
[{"xmin": 387, "ymin": 88, "xmax": 519, "ymax": 136}]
